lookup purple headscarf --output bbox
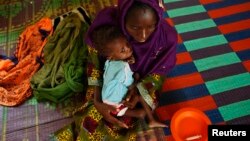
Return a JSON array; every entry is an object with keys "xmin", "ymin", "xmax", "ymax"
[{"xmin": 85, "ymin": 0, "xmax": 177, "ymax": 77}]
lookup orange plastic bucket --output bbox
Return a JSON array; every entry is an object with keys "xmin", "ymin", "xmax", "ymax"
[{"xmin": 170, "ymin": 107, "xmax": 211, "ymax": 141}]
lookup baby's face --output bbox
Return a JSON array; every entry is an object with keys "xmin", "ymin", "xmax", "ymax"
[{"xmin": 106, "ymin": 36, "xmax": 133, "ymax": 60}]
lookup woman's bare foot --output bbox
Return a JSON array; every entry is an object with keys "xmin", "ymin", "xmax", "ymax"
[{"xmin": 148, "ymin": 120, "xmax": 168, "ymax": 128}]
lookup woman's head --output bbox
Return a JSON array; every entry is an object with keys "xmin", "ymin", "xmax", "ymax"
[
  {"xmin": 124, "ymin": 1, "xmax": 158, "ymax": 43},
  {"xmin": 86, "ymin": 0, "xmax": 177, "ymax": 76},
  {"xmin": 92, "ymin": 25, "xmax": 133, "ymax": 60}
]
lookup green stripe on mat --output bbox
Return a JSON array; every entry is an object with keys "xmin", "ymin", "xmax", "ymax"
[
  {"xmin": 0, "ymin": 33, "xmax": 6, "ymax": 43},
  {"xmin": 194, "ymin": 52, "xmax": 241, "ymax": 72},
  {"xmin": 219, "ymin": 99, "xmax": 250, "ymax": 121},
  {"xmin": 184, "ymin": 35, "xmax": 228, "ymax": 51},
  {"xmin": 163, "ymin": 0, "xmax": 184, "ymax": 3},
  {"xmin": 206, "ymin": 73, "xmax": 250, "ymax": 95},
  {"xmin": 1, "ymin": 107, "xmax": 7, "ymax": 141},
  {"xmin": 35, "ymin": 104, "xmax": 40, "ymax": 141},
  {"xmin": 167, "ymin": 5, "xmax": 206, "ymax": 18},
  {"xmin": 0, "ymin": 30, "xmax": 22, "ymax": 43},
  {"xmin": 175, "ymin": 19, "xmax": 216, "ymax": 33}
]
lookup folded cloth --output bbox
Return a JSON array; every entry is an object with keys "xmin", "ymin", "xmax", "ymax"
[{"xmin": 0, "ymin": 18, "xmax": 52, "ymax": 106}]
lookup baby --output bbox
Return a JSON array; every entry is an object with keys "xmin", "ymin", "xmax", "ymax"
[{"xmin": 91, "ymin": 25, "xmax": 167, "ymax": 128}]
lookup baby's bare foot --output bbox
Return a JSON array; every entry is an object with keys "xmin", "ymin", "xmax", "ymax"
[{"xmin": 149, "ymin": 121, "xmax": 168, "ymax": 128}]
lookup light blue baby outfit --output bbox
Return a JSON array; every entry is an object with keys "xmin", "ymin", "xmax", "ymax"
[{"xmin": 102, "ymin": 60, "xmax": 134, "ymax": 116}]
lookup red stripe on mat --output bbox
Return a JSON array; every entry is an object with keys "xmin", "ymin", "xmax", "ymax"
[
  {"xmin": 218, "ymin": 19, "xmax": 250, "ymax": 34},
  {"xmin": 162, "ymin": 72, "xmax": 204, "ymax": 92},
  {"xmin": 229, "ymin": 38, "xmax": 250, "ymax": 52},
  {"xmin": 177, "ymin": 34, "xmax": 183, "ymax": 44},
  {"xmin": 243, "ymin": 60, "xmax": 250, "ymax": 72},
  {"xmin": 176, "ymin": 52, "xmax": 192, "ymax": 65},
  {"xmin": 156, "ymin": 96, "xmax": 217, "ymax": 121},
  {"xmin": 165, "ymin": 18, "xmax": 174, "ymax": 26},
  {"xmin": 199, "ymin": 0, "xmax": 221, "ymax": 5},
  {"xmin": 208, "ymin": 2, "xmax": 250, "ymax": 18}
]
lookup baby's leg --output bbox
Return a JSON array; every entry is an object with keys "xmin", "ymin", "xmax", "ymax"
[
  {"xmin": 124, "ymin": 108, "xmax": 146, "ymax": 119},
  {"xmin": 138, "ymin": 96, "xmax": 167, "ymax": 128}
]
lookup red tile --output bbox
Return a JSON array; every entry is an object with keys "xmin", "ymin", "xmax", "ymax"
[
  {"xmin": 243, "ymin": 60, "xmax": 250, "ymax": 72},
  {"xmin": 156, "ymin": 96, "xmax": 217, "ymax": 121},
  {"xmin": 229, "ymin": 38, "xmax": 250, "ymax": 52},
  {"xmin": 176, "ymin": 52, "xmax": 192, "ymax": 65},
  {"xmin": 162, "ymin": 72, "xmax": 204, "ymax": 92},
  {"xmin": 199, "ymin": 0, "xmax": 222, "ymax": 5},
  {"xmin": 208, "ymin": 2, "xmax": 250, "ymax": 18},
  {"xmin": 218, "ymin": 19, "xmax": 250, "ymax": 34}
]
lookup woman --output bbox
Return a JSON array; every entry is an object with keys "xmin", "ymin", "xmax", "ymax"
[
  {"xmin": 52, "ymin": 0, "xmax": 177, "ymax": 140},
  {"xmin": 85, "ymin": 0, "xmax": 177, "ymax": 128}
]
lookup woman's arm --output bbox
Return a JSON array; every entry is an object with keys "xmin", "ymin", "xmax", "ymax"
[
  {"xmin": 124, "ymin": 73, "xmax": 165, "ymax": 110},
  {"xmin": 138, "ymin": 74, "xmax": 165, "ymax": 109}
]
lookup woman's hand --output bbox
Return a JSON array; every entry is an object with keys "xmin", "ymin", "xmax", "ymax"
[
  {"xmin": 94, "ymin": 101, "xmax": 129, "ymax": 128},
  {"xmin": 93, "ymin": 86, "xmax": 128, "ymax": 128}
]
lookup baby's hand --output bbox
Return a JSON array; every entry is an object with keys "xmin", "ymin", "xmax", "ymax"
[
  {"xmin": 127, "ymin": 56, "xmax": 135, "ymax": 64},
  {"xmin": 133, "ymin": 73, "xmax": 140, "ymax": 82},
  {"xmin": 123, "ymin": 88, "xmax": 139, "ymax": 109}
]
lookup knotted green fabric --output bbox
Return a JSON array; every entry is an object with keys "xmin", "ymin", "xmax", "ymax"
[{"xmin": 31, "ymin": 13, "xmax": 89, "ymax": 103}]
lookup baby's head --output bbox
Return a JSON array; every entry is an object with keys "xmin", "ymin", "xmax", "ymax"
[{"xmin": 92, "ymin": 25, "xmax": 133, "ymax": 61}]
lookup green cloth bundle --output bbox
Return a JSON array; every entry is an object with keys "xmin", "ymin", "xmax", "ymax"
[{"xmin": 31, "ymin": 13, "xmax": 89, "ymax": 103}]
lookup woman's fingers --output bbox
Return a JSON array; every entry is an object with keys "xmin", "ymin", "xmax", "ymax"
[
  {"xmin": 109, "ymin": 116, "xmax": 129, "ymax": 129},
  {"xmin": 95, "ymin": 102, "xmax": 128, "ymax": 128},
  {"xmin": 102, "ymin": 109, "xmax": 128, "ymax": 128},
  {"xmin": 122, "ymin": 100, "xmax": 130, "ymax": 108}
]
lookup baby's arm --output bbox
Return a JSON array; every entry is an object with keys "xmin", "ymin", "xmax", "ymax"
[{"xmin": 125, "ymin": 72, "xmax": 140, "ymax": 105}]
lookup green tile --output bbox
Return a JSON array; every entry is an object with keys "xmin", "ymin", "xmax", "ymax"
[
  {"xmin": 206, "ymin": 73, "xmax": 250, "ymax": 95},
  {"xmin": 167, "ymin": 5, "xmax": 206, "ymax": 18},
  {"xmin": 219, "ymin": 99, "xmax": 250, "ymax": 121},
  {"xmin": 163, "ymin": 0, "xmax": 184, "ymax": 3},
  {"xmin": 175, "ymin": 19, "xmax": 216, "ymax": 33},
  {"xmin": 194, "ymin": 52, "xmax": 241, "ymax": 72},
  {"xmin": 184, "ymin": 35, "xmax": 228, "ymax": 51}
]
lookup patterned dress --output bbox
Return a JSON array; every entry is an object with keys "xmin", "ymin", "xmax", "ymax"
[{"xmin": 50, "ymin": 44, "xmax": 165, "ymax": 140}]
